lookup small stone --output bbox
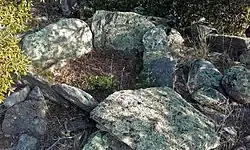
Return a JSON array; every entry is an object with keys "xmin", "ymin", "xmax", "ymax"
[
  {"xmin": 14, "ymin": 134, "xmax": 38, "ymax": 150},
  {"xmin": 52, "ymin": 84, "xmax": 98, "ymax": 112},
  {"xmin": 187, "ymin": 59, "xmax": 222, "ymax": 94},
  {"xmin": 4, "ymin": 86, "xmax": 30, "ymax": 108}
]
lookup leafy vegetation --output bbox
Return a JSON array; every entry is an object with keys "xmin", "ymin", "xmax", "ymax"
[
  {"xmin": 87, "ymin": 0, "xmax": 250, "ymax": 35},
  {"xmin": 0, "ymin": 0, "xmax": 32, "ymax": 102},
  {"xmin": 86, "ymin": 75, "xmax": 118, "ymax": 93}
]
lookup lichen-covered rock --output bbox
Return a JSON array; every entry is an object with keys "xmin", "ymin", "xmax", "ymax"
[
  {"xmin": 165, "ymin": 28, "xmax": 184, "ymax": 55},
  {"xmin": 21, "ymin": 18, "xmax": 93, "ymax": 71},
  {"xmin": 195, "ymin": 105, "xmax": 227, "ymax": 124},
  {"xmin": 2, "ymin": 87, "xmax": 48, "ymax": 137},
  {"xmin": 82, "ymin": 130, "xmax": 132, "ymax": 150},
  {"xmin": 141, "ymin": 27, "xmax": 183, "ymax": 88},
  {"xmin": 52, "ymin": 84, "xmax": 98, "ymax": 112},
  {"xmin": 187, "ymin": 59, "xmax": 223, "ymax": 94},
  {"xmin": 91, "ymin": 10, "xmax": 155, "ymax": 56},
  {"xmin": 192, "ymin": 87, "xmax": 229, "ymax": 112},
  {"xmin": 239, "ymin": 51, "xmax": 250, "ymax": 68},
  {"xmin": 3, "ymin": 86, "xmax": 31, "ymax": 108},
  {"xmin": 143, "ymin": 27, "xmax": 184, "ymax": 61},
  {"xmin": 14, "ymin": 134, "xmax": 38, "ymax": 150},
  {"xmin": 207, "ymin": 34, "xmax": 250, "ymax": 61},
  {"xmin": 222, "ymin": 66, "xmax": 250, "ymax": 104},
  {"xmin": 21, "ymin": 73, "xmax": 70, "ymax": 107},
  {"xmin": 90, "ymin": 87, "xmax": 220, "ymax": 150},
  {"xmin": 143, "ymin": 27, "xmax": 168, "ymax": 60}
]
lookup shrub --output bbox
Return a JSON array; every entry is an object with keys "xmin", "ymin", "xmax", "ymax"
[
  {"xmin": 0, "ymin": 0, "xmax": 32, "ymax": 102},
  {"xmin": 87, "ymin": 0, "xmax": 250, "ymax": 35},
  {"xmin": 86, "ymin": 75, "xmax": 118, "ymax": 93}
]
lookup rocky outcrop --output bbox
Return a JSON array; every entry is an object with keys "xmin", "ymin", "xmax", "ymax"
[
  {"xmin": 1, "ymin": 84, "xmax": 96, "ymax": 149},
  {"xmin": 90, "ymin": 87, "xmax": 220, "ymax": 150},
  {"xmin": 21, "ymin": 73, "xmax": 70, "ymax": 107},
  {"xmin": 21, "ymin": 18, "xmax": 93, "ymax": 71},
  {"xmin": 146, "ymin": 57, "xmax": 177, "ymax": 87},
  {"xmin": 4, "ymin": 9, "xmax": 250, "ymax": 150},
  {"xmin": 143, "ymin": 27, "xmax": 184, "ymax": 60}
]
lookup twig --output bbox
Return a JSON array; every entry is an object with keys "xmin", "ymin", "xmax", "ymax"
[{"xmin": 46, "ymin": 136, "xmax": 74, "ymax": 150}]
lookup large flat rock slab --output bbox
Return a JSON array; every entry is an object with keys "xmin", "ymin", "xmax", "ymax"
[{"xmin": 90, "ymin": 87, "xmax": 220, "ymax": 150}]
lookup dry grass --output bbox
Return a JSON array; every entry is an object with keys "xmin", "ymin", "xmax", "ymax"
[{"xmin": 51, "ymin": 49, "xmax": 139, "ymax": 101}]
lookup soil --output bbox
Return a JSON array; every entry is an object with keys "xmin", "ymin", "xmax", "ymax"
[{"xmin": 53, "ymin": 49, "xmax": 139, "ymax": 102}]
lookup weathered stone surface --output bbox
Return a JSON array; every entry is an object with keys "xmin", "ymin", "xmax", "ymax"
[
  {"xmin": 2, "ymin": 87, "xmax": 48, "ymax": 137},
  {"xmin": 141, "ymin": 27, "xmax": 183, "ymax": 88},
  {"xmin": 207, "ymin": 34, "xmax": 250, "ymax": 61},
  {"xmin": 90, "ymin": 87, "xmax": 220, "ymax": 150},
  {"xmin": 195, "ymin": 105, "xmax": 226, "ymax": 124},
  {"xmin": 192, "ymin": 87, "xmax": 229, "ymax": 112},
  {"xmin": 143, "ymin": 27, "xmax": 168, "ymax": 59},
  {"xmin": 91, "ymin": 10, "xmax": 155, "ymax": 55},
  {"xmin": 52, "ymin": 84, "xmax": 98, "ymax": 112},
  {"xmin": 82, "ymin": 130, "xmax": 132, "ymax": 150},
  {"xmin": 21, "ymin": 18, "xmax": 93, "ymax": 70},
  {"xmin": 27, "ymin": 86, "xmax": 45, "ymax": 101},
  {"xmin": 239, "ymin": 51, "xmax": 250, "ymax": 68},
  {"xmin": 147, "ymin": 57, "xmax": 177, "ymax": 88},
  {"xmin": 3, "ymin": 86, "xmax": 31, "ymax": 108},
  {"xmin": 21, "ymin": 73, "xmax": 70, "ymax": 107},
  {"xmin": 14, "ymin": 134, "xmax": 38, "ymax": 150},
  {"xmin": 222, "ymin": 66, "xmax": 250, "ymax": 104},
  {"xmin": 187, "ymin": 59, "xmax": 223, "ymax": 94},
  {"xmin": 143, "ymin": 27, "xmax": 184, "ymax": 61},
  {"xmin": 165, "ymin": 28, "xmax": 184, "ymax": 54}
]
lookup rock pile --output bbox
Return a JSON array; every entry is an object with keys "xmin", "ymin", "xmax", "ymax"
[{"xmin": 1, "ymin": 10, "xmax": 250, "ymax": 150}]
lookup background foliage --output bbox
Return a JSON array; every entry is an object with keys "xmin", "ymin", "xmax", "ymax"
[
  {"xmin": 0, "ymin": 0, "xmax": 32, "ymax": 102},
  {"xmin": 87, "ymin": 0, "xmax": 250, "ymax": 35}
]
